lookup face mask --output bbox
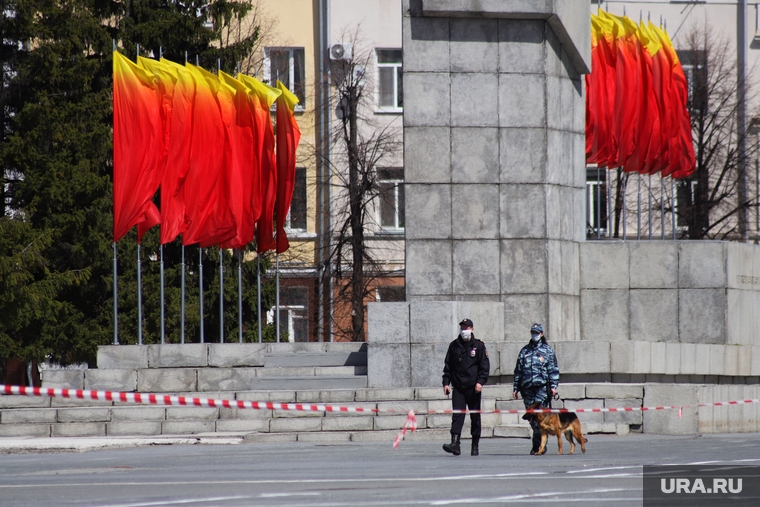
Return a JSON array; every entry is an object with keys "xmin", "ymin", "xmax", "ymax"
[
  {"xmin": 530, "ymin": 333, "xmax": 541, "ymax": 343},
  {"xmin": 460, "ymin": 329, "xmax": 472, "ymax": 341}
]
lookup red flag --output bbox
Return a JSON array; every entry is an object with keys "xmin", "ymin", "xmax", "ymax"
[
  {"xmin": 181, "ymin": 63, "xmax": 236, "ymax": 247},
  {"xmin": 274, "ymin": 80, "xmax": 302, "ymax": 254},
  {"xmin": 586, "ymin": 13, "xmax": 618, "ymax": 167},
  {"xmin": 239, "ymin": 75, "xmax": 281, "ymax": 253},
  {"xmin": 112, "ymin": 51, "xmax": 163, "ymax": 243}
]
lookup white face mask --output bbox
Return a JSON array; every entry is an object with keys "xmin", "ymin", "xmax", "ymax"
[
  {"xmin": 460, "ymin": 329, "xmax": 472, "ymax": 341},
  {"xmin": 530, "ymin": 333, "xmax": 541, "ymax": 343}
]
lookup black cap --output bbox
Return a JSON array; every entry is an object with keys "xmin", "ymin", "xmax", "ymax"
[{"xmin": 459, "ymin": 318, "xmax": 474, "ymax": 328}]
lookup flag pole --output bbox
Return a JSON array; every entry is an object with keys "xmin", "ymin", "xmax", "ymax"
[
  {"xmin": 622, "ymin": 170, "xmax": 627, "ymax": 240},
  {"xmin": 137, "ymin": 243, "xmax": 143, "ymax": 345},
  {"xmin": 648, "ymin": 173, "xmax": 653, "ymax": 240},
  {"xmin": 607, "ymin": 168, "xmax": 612, "ymax": 239},
  {"xmin": 238, "ymin": 249, "xmax": 243, "ymax": 343},
  {"xmin": 596, "ymin": 167, "xmax": 601, "ymax": 239},
  {"xmin": 219, "ymin": 247, "xmax": 224, "ymax": 343},
  {"xmin": 113, "ymin": 242, "xmax": 118, "ymax": 344},
  {"xmin": 257, "ymin": 254, "xmax": 262, "ymax": 343},
  {"xmin": 181, "ymin": 245, "xmax": 185, "ymax": 344},
  {"xmin": 276, "ymin": 252, "xmax": 280, "ymax": 343},
  {"xmin": 160, "ymin": 244, "xmax": 165, "ymax": 344},
  {"xmin": 199, "ymin": 247, "xmax": 204, "ymax": 344},
  {"xmin": 671, "ymin": 177, "xmax": 677, "ymax": 239},
  {"xmin": 637, "ymin": 174, "xmax": 642, "ymax": 240},
  {"xmin": 660, "ymin": 175, "xmax": 665, "ymax": 239}
]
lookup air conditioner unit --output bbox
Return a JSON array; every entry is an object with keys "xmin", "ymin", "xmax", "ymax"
[{"xmin": 329, "ymin": 43, "xmax": 353, "ymax": 61}]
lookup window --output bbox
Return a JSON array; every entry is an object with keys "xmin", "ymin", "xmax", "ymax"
[
  {"xmin": 286, "ymin": 167, "xmax": 307, "ymax": 231},
  {"xmin": 377, "ymin": 168, "xmax": 404, "ymax": 230},
  {"xmin": 586, "ymin": 168, "xmax": 608, "ymax": 237},
  {"xmin": 266, "ymin": 47, "xmax": 305, "ymax": 108},
  {"xmin": 676, "ymin": 179, "xmax": 698, "ymax": 228},
  {"xmin": 277, "ymin": 287, "xmax": 309, "ymax": 342},
  {"xmin": 677, "ymin": 50, "xmax": 707, "ymax": 115},
  {"xmin": 376, "ymin": 285, "xmax": 405, "ymax": 302},
  {"xmin": 376, "ymin": 49, "xmax": 402, "ymax": 111}
]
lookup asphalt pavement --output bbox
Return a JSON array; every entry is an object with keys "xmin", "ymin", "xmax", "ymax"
[{"xmin": 1, "ymin": 433, "xmax": 760, "ymax": 506}]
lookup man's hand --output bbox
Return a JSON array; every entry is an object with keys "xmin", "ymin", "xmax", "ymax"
[
  {"xmin": 551, "ymin": 388, "xmax": 557, "ymax": 397},
  {"xmin": 475, "ymin": 383, "xmax": 483, "ymax": 393},
  {"xmin": 443, "ymin": 385, "xmax": 451, "ymax": 396},
  {"xmin": 513, "ymin": 391, "xmax": 519, "ymax": 400}
]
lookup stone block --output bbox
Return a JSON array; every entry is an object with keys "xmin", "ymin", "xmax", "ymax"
[
  {"xmin": 500, "ymin": 239, "xmax": 548, "ymax": 293},
  {"xmin": 107, "ymin": 421, "xmax": 162, "ymax": 436},
  {"xmin": 664, "ymin": 343, "xmax": 681, "ymax": 375},
  {"xmin": 456, "ymin": 301, "xmax": 504, "ymax": 345},
  {"xmin": 580, "ymin": 242, "xmax": 629, "ymax": 289},
  {"xmin": 411, "ymin": 343, "xmax": 451, "ymax": 387},
  {"xmin": 0, "ymin": 395, "xmax": 51, "ymax": 409},
  {"xmin": 166, "ymin": 407, "xmax": 219, "ymax": 421},
  {"xmin": 727, "ymin": 289, "xmax": 758, "ymax": 346},
  {"xmin": 270, "ymin": 417, "xmax": 323, "ymax": 433},
  {"xmin": 410, "ymin": 301, "xmax": 457, "ymax": 343},
  {"xmin": 501, "ymin": 295, "xmax": 547, "ymax": 342},
  {"xmin": 406, "ymin": 240, "xmax": 452, "ymax": 297},
  {"xmin": 546, "ymin": 130, "xmax": 569, "ymax": 187},
  {"xmin": 564, "ymin": 399, "xmax": 604, "ymax": 423},
  {"xmin": 147, "ymin": 344, "xmax": 207, "ymax": 368},
  {"xmin": 580, "ymin": 289, "xmax": 628, "ymax": 342},
  {"xmin": 197, "ymin": 368, "xmax": 257, "ymax": 392},
  {"xmin": 499, "ymin": 74, "xmax": 545, "ymax": 128},
  {"xmin": 97, "ymin": 345, "xmax": 149, "ymax": 369},
  {"xmin": 630, "ymin": 289, "xmax": 678, "ymax": 342},
  {"xmin": 162, "ymin": 420, "xmax": 215, "ymax": 434},
  {"xmin": 111, "ymin": 406, "xmax": 166, "ymax": 421},
  {"xmin": 450, "ymin": 19, "xmax": 498, "ymax": 73},
  {"xmin": 604, "ymin": 398, "xmax": 642, "ymax": 425},
  {"xmin": 207, "ymin": 344, "xmax": 266, "ymax": 367},
  {"xmin": 236, "ymin": 391, "xmax": 296, "ymax": 402},
  {"xmin": 403, "ymin": 17, "xmax": 450, "ymax": 73},
  {"xmin": 405, "ymin": 184, "xmax": 451, "ymax": 241},
  {"xmin": 84, "ymin": 369, "xmax": 137, "ymax": 392},
  {"xmin": 0, "ymin": 423, "xmax": 50, "ymax": 437},
  {"xmin": 546, "ymin": 77, "xmax": 562, "ymax": 132},
  {"xmin": 610, "ymin": 341, "xmax": 633, "ymax": 373},
  {"xmin": 585, "ymin": 383, "xmax": 643, "ymax": 399},
  {"xmin": 481, "ymin": 384, "xmax": 513, "ymax": 401},
  {"xmin": 137, "ymin": 368, "xmax": 197, "ymax": 392},
  {"xmin": 498, "ymin": 19, "xmax": 544, "ymax": 74},
  {"xmin": 558, "ymin": 383, "xmax": 585, "ymax": 399},
  {"xmin": 51, "ymin": 397, "xmax": 114, "ymax": 408},
  {"xmin": 451, "ymin": 184, "xmax": 499, "ymax": 238},
  {"xmin": 244, "ymin": 432, "xmax": 297, "ymax": 443},
  {"xmin": 629, "ymin": 242, "xmax": 678, "ymax": 288},
  {"xmin": 374, "ymin": 414, "xmax": 428, "ymax": 430},
  {"xmin": 499, "ymin": 184, "xmax": 546, "ymax": 239},
  {"xmin": 548, "ymin": 240, "xmax": 579, "ymax": 296},
  {"xmin": 680, "ymin": 343, "xmax": 697, "ymax": 375},
  {"xmin": 322, "ymin": 416, "xmax": 373, "ymax": 431},
  {"xmin": 216, "ymin": 419, "xmax": 269, "ymax": 432},
  {"xmin": 355, "ymin": 388, "xmax": 414, "ymax": 402},
  {"xmin": 52, "ymin": 422, "xmax": 106, "ymax": 437},
  {"xmin": 499, "ymin": 128, "xmax": 546, "ymax": 184},
  {"xmin": 405, "ymin": 127, "xmax": 451, "ymax": 183},
  {"xmin": 57, "ymin": 407, "xmax": 111, "ymax": 423},
  {"xmin": 41, "ymin": 369, "xmax": 84, "ymax": 390},
  {"xmin": 267, "ymin": 342, "xmax": 325, "ymax": 354},
  {"xmin": 295, "ymin": 390, "xmax": 356, "ymax": 404},
  {"xmin": 555, "ymin": 341, "xmax": 609, "ymax": 374},
  {"xmin": 679, "ymin": 242, "xmax": 726, "ymax": 288},
  {"xmin": 708, "ymin": 344, "xmax": 726, "ymax": 376},
  {"xmin": 453, "ymin": 240, "xmax": 501, "ymax": 295},
  {"xmin": 681, "ymin": 290, "xmax": 727, "ymax": 346},
  {"xmin": 643, "ymin": 384, "xmax": 698, "ymax": 435},
  {"xmin": 1, "ymin": 408, "xmax": 57, "ymax": 424},
  {"xmin": 368, "ymin": 302, "xmax": 410, "ymax": 345},
  {"xmin": 368, "ymin": 344, "xmax": 411, "ymax": 388},
  {"xmin": 452, "ymin": 73, "xmax": 498, "ymax": 127},
  {"xmin": 403, "ymin": 73, "xmax": 450, "ymax": 127},
  {"xmin": 649, "ymin": 342, "xmax": 667, "ymax": 374},
  {"xmin": 415, "ymin": 387, "xmax": 444, "ymax": 400},
  {"xmin": 549, "ymin": 296, "xmax": 579, "ymax": 343},
  {"xmin": 219, "ymin": 407, "xmax": 272, "ymax": 420}
]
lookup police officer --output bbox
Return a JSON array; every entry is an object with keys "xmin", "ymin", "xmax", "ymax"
[
  {"xmin": 512, "ymin": 323, "xmax": 560, "ymax": 455},
  {"xmin": 442, "ymin": 318, "xmax": 490, "ymax": 456}
]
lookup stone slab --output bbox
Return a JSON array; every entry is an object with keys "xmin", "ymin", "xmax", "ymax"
[
  {"xmin": 97, "ymin": 345, "xmax": 149, "ymax": 370},
  {"xmin": 367, "ymin": 302, "xmax": 411, "ymax": 344},
  {"xmin": 57, "ymin": 408, "xmax": 111, "ymax": 423},
  {"xmin": 0, "ymin": 395, "xmax": 51, "ymax": 409},
  {"xmin": 603, "ymin": 398, "xmax": 642, "ymax": 425},
  {"xmin": 147, "ymin": 344, "xmax": 208, "ymax": 368},
  {"xmin": 41, "ymin": 369, "xmax": 84, "ymax": 390},
  {"xmin": 166, "ymin": 407, "xmax": 220, "ymax": 421},
  {"xmin": 629, "ymin": 242, "xmax": 678, "ymax": 288},
  {"xmin": 679, "ymin": 242, "xmax": 726, "ymax": 288},
  {"xmin": 642, "ymin": 384, "xmax": 698, "ymax": 435},
  {"xmin": 137, "ymin": 368, "xmax": 197, "ymax": 392},
  {"xmin": 51, "ymin": 422, "xmax": 106, "ymax": 437},
  {"xmin": 409, "ymin": 301, "xmax": 458, "ymax": 343},
  {"xmin": 0, "ymin": 423, "xmax": 51, "ymax": 437},
  {"xmin": 107, "ymin": 421, "xmax": 162, "ymax": 436},
  {"xmin": 555, "ymin": 341, "xmax": 610, "ymax": 374},
  {"xmin": 207, "ymin": 344, "xmax": 266, "ymax": 367},
  {"xmin": 84, "ymin": 369, "xmax": 137, "ymax": 392},
  {"xmin": 1, "ymin": 408, "xmax": 57, "ymax": 424},
  {"xmin": 585, "ymin": 384, "xmax": 643, "ymax": 399},
  {"xmin": 111, "ymin": 406, "xmax": 166, "ymax": 421},
  {"xmin": 580, "ymin": 242, "xmax": 629, "ymax": 289},
  {"xmin": 368, "ymin": 344, "xmax": 411, "ymax": 388},
  {"xmin": 216, "ymin": 419, "xmax": 270, "ymax": 433},
  {"xmin": 161, "ymin": 420, "xmax": 215, "ymax": 435}
]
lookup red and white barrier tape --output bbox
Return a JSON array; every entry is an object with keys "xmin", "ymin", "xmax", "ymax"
[{"xmin": 3, "ymin": 385, "xmax": 759, "ymax": 448}]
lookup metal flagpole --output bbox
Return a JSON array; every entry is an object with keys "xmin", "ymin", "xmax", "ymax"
[
  {"xmin": 671, "ymin": 178, "xmax": 677, "ymax": 239},
  {"xmin": 219, "ymin": 247, "xmax": 224, "ymax": 343},
  {"xmin": 648, "ymin": 173, "xmax": 653, "ymax": 240},
  {"xmin": 622, "ymin": 171, "xmax": 627, "ymax": 240},
  {"xmin": 113, "ymin": 242, "xmax": 118, "ymax": 344},
  {"xmin": 199, "ymin": 248, "xmax": 204, "ymax": 343},
  {"xmin": 637, "ymin": 174, "xmax": 642, "ymax": 240},
  {"xmin": 181, "ymin": 246, "xmax": 185, "ymax": 344},
  {"xmin": 607, "ymin": 169, "xmax": 612, "ymax": 238},
  {"xmin": 160, "ymin": 245, "xmax": 165, "ymax": 344},
  {"xmin": 257, "ymin": 255, "xmax": 262, "ymax": 343},
  {"xmin": 238, "ymin": 250, "xmax": 243, "ymax": 343},
  {"xmin": 137, "ymin": 243, "xmax": 143, "ymax": 345},
  {"xmin": 276, "ymin": 253, "xmax": 280, "ymax": 343},
  {"xmin": 660, "ymin": 175, "xmax": 665, "ymax": 239},
  {"xmin": 596, "ymin": 168, "xmax": 601, "ymax": 239}
]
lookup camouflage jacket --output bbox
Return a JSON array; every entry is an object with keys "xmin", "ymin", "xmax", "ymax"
[{"xmin": 512, "ymin": 340, "xmax": 559, "ymax": 393}]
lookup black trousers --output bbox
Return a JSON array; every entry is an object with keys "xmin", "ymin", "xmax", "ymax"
[{"xmin": 450, "ymin": 386, "xmax": 482, "ymax": 439}]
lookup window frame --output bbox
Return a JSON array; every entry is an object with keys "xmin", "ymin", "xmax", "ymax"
[
  {"xmin": 285, "ymin": 166, "xmax": 308, "ymax": 232},
  {"xmin": 376, "ymin": 167, "xmax": 405, "ymax": 232},
  {"xmin": 264, "ymin": 46, "xmax": 306, "ymax": 111},
  {"xmin": 375, "ymin": 48, "xmax": 403, "ymax": 113}
]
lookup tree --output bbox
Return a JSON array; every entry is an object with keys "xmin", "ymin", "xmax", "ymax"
[
  {"xmin": 311, "ymin": 32, "xmax": 402, "ymax": 342},
  {"xmin": 675, "ymin": 23, "xmax": 759, "ymax": 240}
]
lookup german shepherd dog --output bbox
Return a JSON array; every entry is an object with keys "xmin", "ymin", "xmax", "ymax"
[{"xmin": 522, "ymin": 403, "xmax": 588, "ymax": 455}]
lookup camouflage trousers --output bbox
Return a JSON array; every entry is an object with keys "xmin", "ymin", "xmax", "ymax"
[{"xmin": 521, "ymin": 386, "xmax": 550, "ymax": 452}]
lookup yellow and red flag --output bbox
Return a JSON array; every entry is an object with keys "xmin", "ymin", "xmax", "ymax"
[
  {"xmin": 274, "ymin": 80, "xmax": 302, "ymax": 254},
  {"xmin": 112, "ymin": 51, "xmax": 163, "ymax": 243}
]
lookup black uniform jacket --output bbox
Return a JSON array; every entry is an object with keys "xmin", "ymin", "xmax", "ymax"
[{"xmin": 442, "ymin": 335, "xmax": 490, "ymax": 391}]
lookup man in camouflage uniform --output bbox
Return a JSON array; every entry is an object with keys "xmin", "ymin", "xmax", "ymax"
[{"xmin": 512, "ymin": 323, "xmax": 560, "ymax": 455}]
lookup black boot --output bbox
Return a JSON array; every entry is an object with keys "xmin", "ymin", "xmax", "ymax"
[
  {"xmin": 443, "ymin": 434, "xmax": 461, "ymax": 456},
  {"xmin": 471, "ymin": 438, "xmax": 479, "ymax": 456}
]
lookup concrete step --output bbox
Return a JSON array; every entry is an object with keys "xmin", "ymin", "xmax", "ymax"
[
  {"xmin": 263, "ymin": 351, "xmax": 367, "ymax": 368},
  {"xmin": 255, "ymin": 366, "xmax": 367, "ymax": 377},
  {"xmin": 243, "ymin": 375, "xmax": 368, "ymax": 390}
]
